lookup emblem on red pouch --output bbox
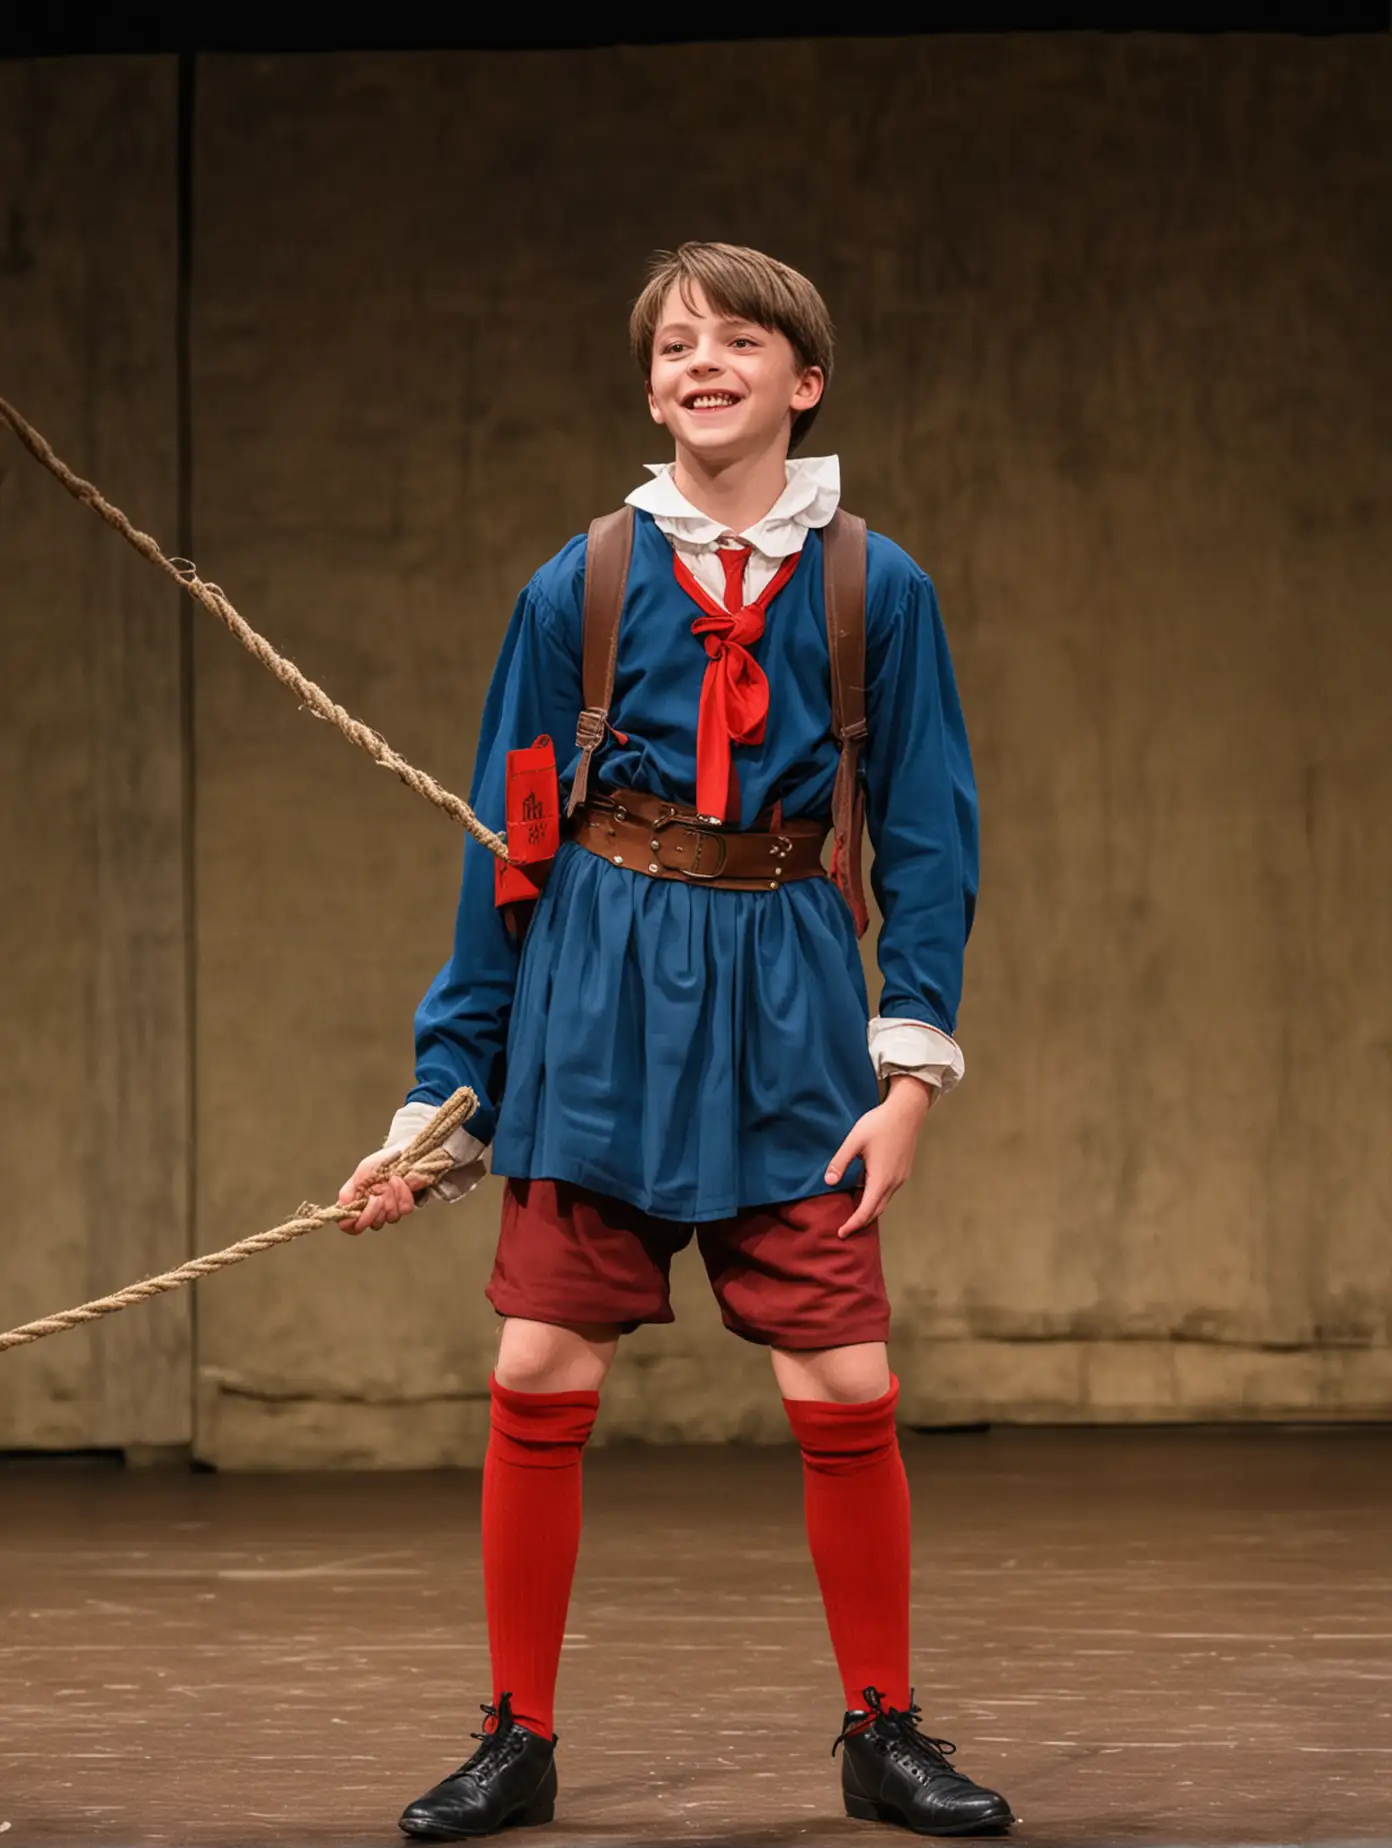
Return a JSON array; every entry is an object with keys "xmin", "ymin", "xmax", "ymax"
[{"xmin": 495, "ymin": 735, "xmax": 560, "ymax": 909}]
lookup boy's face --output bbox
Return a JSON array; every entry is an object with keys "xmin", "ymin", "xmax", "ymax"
[{"xmin": 647, "ymin": 281, "xmax": 823, "ymax": 464}]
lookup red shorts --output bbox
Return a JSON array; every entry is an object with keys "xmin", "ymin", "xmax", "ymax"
[{"xmin": 486, "ymin": 1178, "xmax": 890, "ymax": 1350}]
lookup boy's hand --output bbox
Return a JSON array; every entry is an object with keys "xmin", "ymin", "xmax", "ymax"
[
  {"xmin": 337, "ymin": 1154, "xmax": 432, "ymax": 1236},
  {"xmin": 825, "ymin": 1074, "xmax": 935, "ymax": 1237}
]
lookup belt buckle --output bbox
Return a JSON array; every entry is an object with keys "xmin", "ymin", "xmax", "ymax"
[
  {"xmin": 683, "ymin": 825, "xmax": 729, "ymax": 879},
  {"xmin": 653, "ymin": 812, "xmax": 728, "ymax": 880}
]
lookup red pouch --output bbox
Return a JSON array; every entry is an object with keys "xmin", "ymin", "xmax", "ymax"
[{"xmin": 494, "ymin": 735, "xmax": 559, "ymax": 909}]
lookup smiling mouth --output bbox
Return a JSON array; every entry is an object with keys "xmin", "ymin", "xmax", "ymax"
[{"xmin": 683, "ymin": 392, "xmax": 742, "ymax": 410}]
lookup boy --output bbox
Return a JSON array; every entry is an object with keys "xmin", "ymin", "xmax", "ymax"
[{"xmin": 340, "ymin": 242, "xmax": 1012, "ymax": 1839}]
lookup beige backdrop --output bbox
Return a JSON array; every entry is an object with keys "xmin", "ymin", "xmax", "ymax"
[
  {"xmin": 3, "ymin": 38, "xmax": 1389, "ymax": 1464},
  {"xmin": 0, "ymin": 58, "xmax": 190, "ymax": 1453}
]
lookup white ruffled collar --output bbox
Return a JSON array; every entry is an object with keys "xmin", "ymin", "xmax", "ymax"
[{"xmin": 625, "ymin": 455, "xmax": 841, "ymax": 558}]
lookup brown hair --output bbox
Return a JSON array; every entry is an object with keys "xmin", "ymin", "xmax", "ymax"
[{"xmin": 629, "ymin": 242, "xmax": 834, "ymax": 452}]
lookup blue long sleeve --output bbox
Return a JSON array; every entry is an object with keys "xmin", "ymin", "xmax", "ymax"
[
  {"xmin": 407, "ymin": 568, "xmax": 584, "ymax": 1141},
  {"xmin": 861, "ymin": 548, "xmax": 979, "ymax": 1036}
]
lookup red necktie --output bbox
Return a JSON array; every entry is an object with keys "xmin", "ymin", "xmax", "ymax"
[{"xmin": 672, "ymin": 544, "xmax": 802, "ymax": 823}]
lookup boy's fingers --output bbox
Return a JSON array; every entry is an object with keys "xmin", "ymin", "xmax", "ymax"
[
  {"xmin": 337, "ymin": 1154, "xmax": 426, "ymax": 1231},
  {"xmin": 337, "ymin": 1191, "xmax": 368, "ymax": 1231},
  {"xmin": 824, "ymin": 1129, "xmax": 863, "ymax": 1187},
  {"xmin": 837, "ymin": 1171, "xmax": 892, "ymax": 1237},
  {"xmin": 350, "ymin": 1182, "xmax": 390, "ymax": 1234},
  {"xmin": 385, "ymin": 1176, "xmax": 416, "ymax": 1222},
  {"xmin": 836, "ymin": 1196, "xmax": 872, "ymax": 1237},
  {"xmin": 340, "ymin": 1155, "xmax": 386, "ymax": 1205}
]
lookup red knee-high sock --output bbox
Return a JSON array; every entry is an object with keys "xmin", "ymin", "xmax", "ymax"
[
  {"xmin": 783, "ymin": 1377, "xmax": 911, "ymax": 1713},
  {"xmin": 482, "ymin": 1373, "xmax": 599, "ymax": 1739}
]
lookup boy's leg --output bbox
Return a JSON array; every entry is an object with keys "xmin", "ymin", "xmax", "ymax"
[
  {"xmin": 402, "ymin": 1176, "xmax": 685, "ymax": 1839},
  {"xmin": 484, "ymin": 1317, "xmax": 618, "ymax": 1740},
  {"xmin": 699, "ymin": 1195, "xmax": 905, "ymax": 1703},
  {"xmin": 774, "ymin": 1342, "xmax": 910, "ymax": 1713},
  {"xmin": 399, "ymin": 1319, "xmax": 609, "ymax": 1839},
  {"xmin": 700, "ymin": 1198, "xmax": 1013, "ymax": 1833},
  {"xmin": 482, "ymin": 1175, "xmax": 685, "ymax": 1738},
  {"xmin": 777, "ymin": 1342, "xmax": 1013, "ymax": 1832}
]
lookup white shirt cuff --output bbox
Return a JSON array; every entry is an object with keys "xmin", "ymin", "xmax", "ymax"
[
  {"xmin": 867, "ymin": 1016, "xmax": 965, "ymax": 1096},
  {"xmin": 383, "ymin": 1101, "xmax": 489, "ymax": 1206}
]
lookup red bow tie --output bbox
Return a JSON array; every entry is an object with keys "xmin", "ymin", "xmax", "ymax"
[{"xmin": 672, "ymin": 544, "xmax": 802, "ymax": 823}]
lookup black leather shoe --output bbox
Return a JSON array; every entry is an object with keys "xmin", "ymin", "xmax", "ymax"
[
  {"xmin": 398, "ymin": 1693, "xmax": 557, "ymax": 1839},
  {"xmin": 835, "ymin": 1687, "xmax": 1013, "ymax": 1836}
]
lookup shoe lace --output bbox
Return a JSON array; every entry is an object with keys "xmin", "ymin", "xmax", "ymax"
[
  {"xmin": 446, "ymin": 1693, "xmax": 526, "ymax": 1786},
  {"xmin": 833, "ymin": 1686, "xmax": 963, "ymax": 1782}
]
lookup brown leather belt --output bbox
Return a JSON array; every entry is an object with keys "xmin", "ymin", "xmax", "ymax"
[{"xmin": 569, "ymin": 787, "xmax": 828, "ymax": 893}]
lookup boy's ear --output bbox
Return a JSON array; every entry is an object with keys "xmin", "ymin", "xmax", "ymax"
[
  {"xmin": 646, "ymin": 380, "xmax": 666, "ymax": 427},
  {"xmin": 792, "ymin": 365, "xmax": 825, "ymax": 412}
]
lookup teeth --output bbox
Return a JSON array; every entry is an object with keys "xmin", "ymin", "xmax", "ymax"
[{"xmin": 689, "ymin": 394, "xmax": 737, "ymax": 408}]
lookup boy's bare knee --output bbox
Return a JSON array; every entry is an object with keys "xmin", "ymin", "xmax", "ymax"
[
  {"xmin": 771, "ymin": 1340, "xmax": 891, "ymax": 1404},
  {"xmin": 494, "ymin": 1316, "xmax": 620, "ymax": 1394}
]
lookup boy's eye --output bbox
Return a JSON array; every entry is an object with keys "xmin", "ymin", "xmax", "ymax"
[
  {"xmin": 731, "ymin": 337, "xmax": 757, "ymax": 348},
  {"xmin": 661, "ymin": 342, "xmax": 687, "ymax": 356}
]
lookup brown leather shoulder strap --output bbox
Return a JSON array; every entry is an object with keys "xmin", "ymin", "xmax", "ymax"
[
  {"xmin": 822, "ymin": 509, "xmax": 871, "ymax": 937},
  {"xmin": 567, "ymin": 506, "xmax": 635, "ymax": 816},
  {"xmin": 823, "ymin": 507, "xmax": 868, "ymax": 746},
  {"xmin": 580, "ymin": 507, "xmax": 635, "ymax": 711}
]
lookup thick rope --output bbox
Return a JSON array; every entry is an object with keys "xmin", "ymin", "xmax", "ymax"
[
  {"xmin": 0, "ymin": 396, "xmax": 508, "ymax": 861},
  {"xmin": 0, "ymin": 400, "xmax": 497, "ymax": 1356},
  {"xmin": 0, "ymin": 1088, "xmax": 478, "ymax": 1354}
]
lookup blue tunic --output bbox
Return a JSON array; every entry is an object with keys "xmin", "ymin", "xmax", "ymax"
[{"xmin": 408, "ymin": 510, "xmax": 977, "ymax": 1221}]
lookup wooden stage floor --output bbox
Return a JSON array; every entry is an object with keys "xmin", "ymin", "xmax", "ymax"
[{"xmin": 4, "ymin": 1428, "xmax": 1390, "ymax": 1847}]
